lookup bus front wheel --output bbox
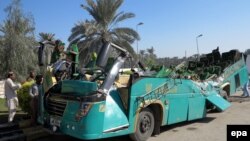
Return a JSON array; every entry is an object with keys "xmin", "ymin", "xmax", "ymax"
[{"xmin": 130, "ymin": 108, "xmax": 155, "ymax": 141}]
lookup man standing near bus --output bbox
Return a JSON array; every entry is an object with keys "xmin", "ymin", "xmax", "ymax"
[
  {"xmin": 4, "ymin": 71, "xmax": 22, "ymax": 122},
  {"xmin": 242, "ymin": 79, "xmax": 250, "ymax": 97}
]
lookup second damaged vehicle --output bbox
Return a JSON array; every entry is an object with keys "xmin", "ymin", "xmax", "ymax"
[{"xmin": 39, "ymin": 41, "xmax": 231, "ymax": 141}]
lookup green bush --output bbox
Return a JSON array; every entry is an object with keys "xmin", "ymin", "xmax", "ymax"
[
  {"xmin": 122, "ymin": 70, "xmax": 133, "ymax": 75},
  {"xmin": 17, "ymin": 80, "xmax": 34, "ymax": 114}
]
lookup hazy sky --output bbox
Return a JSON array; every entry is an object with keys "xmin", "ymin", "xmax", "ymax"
[{"xmin": 1, "ymin": 0, "xmax": 250, "ymax": 58}]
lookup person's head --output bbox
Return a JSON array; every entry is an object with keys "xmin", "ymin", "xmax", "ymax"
[
  {"xmin": 7, "ymin": 71, "xmax": 15, "ymax": 80},
  {"xmin": 54, "ymin": 40, "xmax": 62, "ymax": 51},
  {"xmin": 58, "ymin": 42, "xmax": 65, "ymax": 52},
  {"xmin": 35, "ymin": 74, "xmax": 43, "ymax": 85},
  {"xmin": 55, "ymin": 40, "xmax": 61, "ymax": 46},
  {"xmin": 29, "ymin": 71, "xmax": 35, "ymax": 79}
]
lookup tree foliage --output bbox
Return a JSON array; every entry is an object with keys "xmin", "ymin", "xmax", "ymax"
[
  {"xmin": 68, "ymin": 0, "xmax": 139, "ymax": 65},
  {"xmin": 245, "ymin": 49, "xmax": 250, "ymax": 55},
  {"xmin": 39, "ymin": 32, "xmax": 55, "ymax": 42},
  {"xmin": 0, "ymin": 0, "xmax": 38, "ymax": 81},
  {"xmin": 139, "ymin": 46, "xmax": 158, "ymax": 68}
]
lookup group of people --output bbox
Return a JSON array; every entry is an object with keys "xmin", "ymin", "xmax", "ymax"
[
  {"xmin": 4, "ymin": 71, "xmax": 43, "ymax": 123},
  {"xmin": 3, "ymin": 39, "xmax": 77, "ymax": 123}
]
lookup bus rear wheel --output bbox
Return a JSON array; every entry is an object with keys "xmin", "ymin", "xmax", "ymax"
[{"xmin": 130, "ymin": 108, "xmax": 155, "ymax": 141}]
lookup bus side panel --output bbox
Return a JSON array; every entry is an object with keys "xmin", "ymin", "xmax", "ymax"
[
  {"xmin": 239, "ymin": 67, "xmax": 248, "ymax": 87},
  {"xmin": 128, "ymin": 78, "xmax": 169, "ymax": 131},
  {"xmin": 167, "ymin": 94, "xmax": 189, "ymax": 125},
  {"xmin": 188, "ymin": 95, "xmax": 206, "ymax": 121},
  {"xmin": 226, "ymin": 67, "xmax": 248, "ymax": 96},
  {"xmin": 223, "ymin": 58, "xmax": 248, "ymax": 96},
  {"xmin": 229, "ymin": 76, "xmax": 236, "ymax": 95},
  {"xmin": 162, "ymin": 98, "xmax": 169, "ymax": 125}
]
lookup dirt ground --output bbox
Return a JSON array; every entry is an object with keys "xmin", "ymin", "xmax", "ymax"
[{"xmin": 35, "ymin": 99, "xmax": 250, "ymax": 141}]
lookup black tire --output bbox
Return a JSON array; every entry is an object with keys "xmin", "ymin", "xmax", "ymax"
[{"xmin": 130, "ymin": 108, "xmax": 155, "ymax": 141}]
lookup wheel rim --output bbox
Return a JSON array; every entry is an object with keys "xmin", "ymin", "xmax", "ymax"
[{"xmin": 140, "ymin": 114, "xmax": 151, "ymax": 134}]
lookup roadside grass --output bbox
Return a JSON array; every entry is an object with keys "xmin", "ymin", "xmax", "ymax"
[
  {"xmin": 0, "ymin": 98, "xmax": 7, "ymax": 112},
  {"xmin": 0, "ymin": 99, "xmax": 27, "ymax": 123},
  {"xmin": 0, "ymin": 98, "xmax": 23, "ymax": 115}
]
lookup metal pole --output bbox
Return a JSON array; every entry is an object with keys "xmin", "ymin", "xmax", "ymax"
[
  {"xmin": 196, "ymin": 37, "xmax": 199, "ymax": 61},
  {"xmin": 196, "ymin": 34, "xmax": 203, "ymax": 61},
  {"xmin": 136, "ymin": 25, "xmax": 139, "ymax": 55},
  {"xmin": 136, "ymin": 22, "xmax": 143, "ymax": 55}
]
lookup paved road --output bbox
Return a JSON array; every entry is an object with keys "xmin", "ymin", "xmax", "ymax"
[
  {"xmin": 148, "ymin": 101, "xmax": 250, "ymax": 141},
  {"xmin": 37, "ymin": 100, "xmax": 250, "ymax": 141}
]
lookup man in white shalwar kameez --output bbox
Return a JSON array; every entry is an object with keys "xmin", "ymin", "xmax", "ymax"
[{"xmin": 4, "ymin": 72, "xmax": 21, "ymax": 122}]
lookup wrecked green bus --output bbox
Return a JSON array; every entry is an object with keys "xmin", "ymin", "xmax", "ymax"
[{"xmin": 38, "ymin": 42, "xmax": 230, "ymax": 141}]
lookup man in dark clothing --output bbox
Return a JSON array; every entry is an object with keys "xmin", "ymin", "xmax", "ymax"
[
  {"xmin": 29, "ymin": 74, "xmax": 43, "ymax": 125},
  {"xmin": 51, "ymin": 40, "xmax": 65, "ymax": 64}
]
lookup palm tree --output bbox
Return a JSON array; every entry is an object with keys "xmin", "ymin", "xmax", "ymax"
[
  {"xmin": 139, "ymin": 49, "xmax": 145, "ymax": 61},
  {"xmin": 147, "ymin": 46, "xmax": 155, "ymax": 56},
  {"xmin": 144, "ymin": 46, "xmax": 157, "ymax": 68},
  {"xmin": 147, "ymin": 46, "xmax": 157, "ymax": 59},
  {"xmin": 39, "ymin": 32, "xmax": 55, "ymax": 42},
  {"xmin": 68, "ymin": 0, "xmax": 140, "ymax": 64}
]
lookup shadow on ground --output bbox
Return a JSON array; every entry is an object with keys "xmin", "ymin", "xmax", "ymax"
[
  {"xmin": 36, "ymin": 134, "xmax": 131, "ymax": 141},
  {"xmin": 0, "ymin": 112, "xmax": 28, "ymax": 124},
  {"xmin": 36, "ymin": 117, "xmax": 216, "ymax": 141},
  {"xmin": 159, "ymin": 117, "xmax": 215, "ymax": 134}
]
